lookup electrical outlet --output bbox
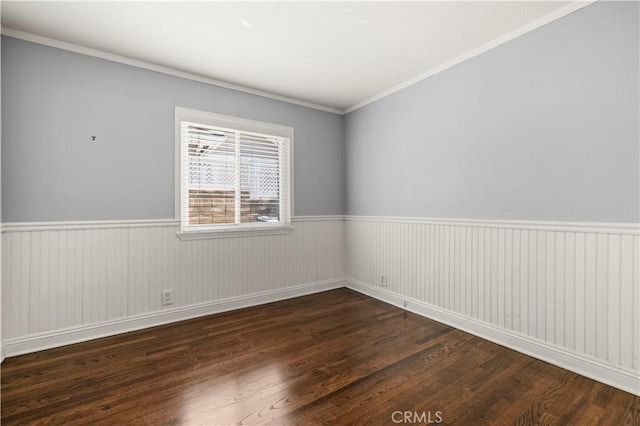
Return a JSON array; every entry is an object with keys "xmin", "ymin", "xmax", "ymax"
[
  {"xmin": 380, "ymin": 274, "xmax": 388, "ymax": 287},
  {"xmin": 161, "ymin": 289, "xmax": 174, "ymax": 306}
]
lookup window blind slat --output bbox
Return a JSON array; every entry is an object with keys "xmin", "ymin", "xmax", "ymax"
[{"xmin": 181, "ymin": 118, "xmax": 290, "ymax": 229}]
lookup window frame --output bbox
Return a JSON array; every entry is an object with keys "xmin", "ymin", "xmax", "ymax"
[{"xmin": 175, "ymin": 107, "xmax": 294, "ymax": 240}]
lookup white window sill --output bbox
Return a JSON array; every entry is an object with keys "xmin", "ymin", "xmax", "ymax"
[{"xmin": 176, "ymin": 225, "xmax": 293, "ymax": 240}]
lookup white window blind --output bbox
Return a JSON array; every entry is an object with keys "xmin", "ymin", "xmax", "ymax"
[{"xmin": 179, "ymin": 117, "xmax": 291, "ymax": 234}]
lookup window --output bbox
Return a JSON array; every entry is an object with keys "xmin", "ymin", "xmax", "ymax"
[{"xmin": 175, "ymin": 107, "xmax": 293, "ymax": 239}]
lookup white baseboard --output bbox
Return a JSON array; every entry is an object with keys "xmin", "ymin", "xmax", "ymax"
[
  {"xmin": 3, "ymin": 278, "xmax": 347, "ymax": 358},
  {"xmin": 4, "ymin": 274, "xmax": 639, "ymax": 396},
  {"xmin": 346, "ymin": 278, "xmax": 640, "ymax": 397}
]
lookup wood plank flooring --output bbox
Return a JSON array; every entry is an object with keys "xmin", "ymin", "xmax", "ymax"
[{"xmin": 2, "ymin": 288, "xmax": 639, "ymax": 425}]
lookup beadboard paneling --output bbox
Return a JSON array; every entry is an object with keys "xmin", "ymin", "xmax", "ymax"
[
  {"xmin": 3, "ymin": 214, "xmax": 638, "ymax": 394},
  {"xmin": 2, "ymin": 217, "xmax": 345, "ymax": 343},
  {"xmin": 345, "ymin": 216, "xmax": 640, "ymax": 391}
]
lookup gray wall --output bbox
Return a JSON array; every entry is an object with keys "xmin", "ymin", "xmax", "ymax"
[
  {"xmin": 1, "ymin": 37, "xmax": 345, "ymax": 221},
  {"xmin": 345, "ymin": 1, "xmax": 639, "ymax": 223},
  {"xmin": 3, "ymin": 1, "xmax": 638, "ymax": 224}
]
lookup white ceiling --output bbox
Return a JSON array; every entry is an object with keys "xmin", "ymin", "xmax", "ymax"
[{"xmin": 1, "ymin": 1, "xmax": 590, "ymax": 113}]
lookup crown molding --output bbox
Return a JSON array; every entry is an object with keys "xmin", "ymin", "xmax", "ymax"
[
  {"xmin": 0, "ymin": 27, "xmax": 343, "ymax": 115},
  {"xmin": 1, "ymin": 1, "xmax": 596, "ymax": 116},
  {"xmin": 343, "ymin": 1, "xmax": 596, "ymax": 114}
]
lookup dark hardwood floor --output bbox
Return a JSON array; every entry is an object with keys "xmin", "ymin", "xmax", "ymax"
[{"xmin": 2, "ymin": 288, "xmax": 639, "ymax": 425}]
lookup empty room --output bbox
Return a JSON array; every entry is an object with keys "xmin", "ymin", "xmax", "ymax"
[{"xmin": 1, "ymin": 1, "xmax": 639, "ymax": 424}]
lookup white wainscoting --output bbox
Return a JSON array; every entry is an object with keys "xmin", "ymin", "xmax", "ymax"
[
  {"xmin": 2, "ymin": 214, "xmax": 639, "ymax": 395},
  {"xmin": 1, "ymin": 216, "xmax": 345, "ymax": 356},
  {"xmin": 345, "ymin": 216, "xmax": 640, "ymax": 395}
]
